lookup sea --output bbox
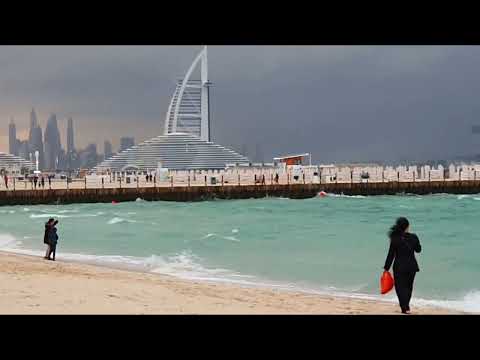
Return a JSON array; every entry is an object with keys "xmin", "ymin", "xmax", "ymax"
[{"xmin": 1, "ymin": 193, "xmax": 479, "ymax": 313}]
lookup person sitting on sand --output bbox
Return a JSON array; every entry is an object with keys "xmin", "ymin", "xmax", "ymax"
[
  {"xmin": 383, "ymin": 217, "xmax": 422, "ymax": 314},
  {"xmin": 46, "ymin": 219, "xmax": 59, "ymax": 261}
]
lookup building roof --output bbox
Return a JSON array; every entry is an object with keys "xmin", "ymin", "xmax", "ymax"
[
  {"xmin": 0, "ymin": 152, "xmax": 35, "ymax": 171},
  {"xmin": 273, "ymin": 153, "xmax": 310, "ymax": 161},
  {"xmin": 94, "ymin": 133, "xmax": 250, "ymax": 171}
]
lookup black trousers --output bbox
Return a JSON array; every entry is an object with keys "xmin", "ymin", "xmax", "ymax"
[
  {"xmin": 393, "ymin": 270, "xmax": 416, "ymax": 312},
  {"xmin": 48, "ymin": 243, "xmax": 57, "ymax": 260}
]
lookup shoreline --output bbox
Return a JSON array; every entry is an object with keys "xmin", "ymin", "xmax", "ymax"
[{"xmin": 0, "ymin": 250, "xmax": 462, "ymax": 314}]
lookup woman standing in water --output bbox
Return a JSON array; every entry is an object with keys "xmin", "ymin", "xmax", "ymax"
[{"xmin": 384, "ymin": 217, "xmax": 422, "ymax": 314}]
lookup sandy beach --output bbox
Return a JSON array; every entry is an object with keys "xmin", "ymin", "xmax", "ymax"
[{"xmin": 0, "ymin": 251, "xmax": 460, "ymax": 315}]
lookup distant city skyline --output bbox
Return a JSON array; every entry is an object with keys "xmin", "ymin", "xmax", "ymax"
[
  {"xmin": 2, "ymin": 46, "xmax": 480, "ymax": 164},
  {"xmin": 6, "ymin": 110, "xmax": 141, "ymax": 170},
  {"xmin": 3, "ymin": 110, "xmax": 133, "ymax": 157}
]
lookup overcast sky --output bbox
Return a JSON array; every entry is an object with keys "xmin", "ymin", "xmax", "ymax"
[{"xmin": 1, "ymin": 45, "xmax": 479, "ymax": 163}]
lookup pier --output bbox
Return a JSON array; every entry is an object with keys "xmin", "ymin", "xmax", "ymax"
[{"xmin": 1, "ymin": 180, "xmax": 480, "ymax": 205}]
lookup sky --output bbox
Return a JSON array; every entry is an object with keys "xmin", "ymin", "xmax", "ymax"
[{"xmin": 1, "ymin": 45, "xmax": 480, "ymax": 164}]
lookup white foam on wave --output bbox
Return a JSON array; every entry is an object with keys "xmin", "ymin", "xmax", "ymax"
[
  {"xmin": 201, "ymin": 233, "xmax": 240, "ymax": 243},
  {"xmin": 58, "ymin": 209, "xmax": 80, "ymax": 214},
  {"xmin": 30, "ymin": 214, "xmax": 69, "ymax": 219},
  {"xmin": 223, "ymin": 236, "xmax": 240, "ymax": 242},
  {"xmin": 0, "ymin": 233, "xmax": 20, "ymax": 248},
  {"xmin": 328, "ymin": 194, "xmax": 367, "ymax": 199},
  {"xmin": 107, "ymin": 217, "xmax": 137, "ymax": 225},
  {"xmin": 30, "ymin": 213, "xmax": 99, "ymax": 219},
  {"xmin": 107, "ymin": 217, "xmax": 125, "ymax": 225},
  {"xmin": 232, "ymin": 229, "xmax": 239, "ymax": 233},
  {"xmin": 411, "ymin": 291, "xmax": 480, "ymax": 313}
]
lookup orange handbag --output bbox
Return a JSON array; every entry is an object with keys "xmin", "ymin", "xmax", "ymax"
[{"xmin": 380, "ymin": 271, "xmax": 394, "ymax": 294}]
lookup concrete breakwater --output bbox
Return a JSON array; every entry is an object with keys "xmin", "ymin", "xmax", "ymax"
[{"xmin": 2, "ymin": 180, "xmax": 480, "ymax": 206}]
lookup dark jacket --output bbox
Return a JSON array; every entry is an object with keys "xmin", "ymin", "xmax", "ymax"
[
  {"xmin": 44, "ymin": 223, "xmax": 51, "ymax": 244},
  {"xmin": 384, "ymin": 232, "xmax": 421, "ymax": 273},
  {"xmin": 47, "ymin": 226, "xmax": 59, "ymax": 245}
]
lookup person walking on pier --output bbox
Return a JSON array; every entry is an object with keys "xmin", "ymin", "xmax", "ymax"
[
  {"xmin": 275, "ymin": 173, "xmax": 279, "ymax": 184},
  {"xmin": 48, "ymin": 176, "xmax": 52, "ymax": 189},
  {"xmin": 33, "ymin": 176, "xmax": 38, "ymax": 189},
  {"xmin": 383, "ymin": 217, "xmax": 422, "ymax": 314},
  {"xmin": 41, "ymin": 177, "xmax": 45, "ymax": 189},
  {"xmin": 4, "ymin": 174, "xmax": 8, "ymax": 189}
]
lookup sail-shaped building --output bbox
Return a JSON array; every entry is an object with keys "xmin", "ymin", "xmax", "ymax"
[{"xmin": 95, "ymin": 47, "xmax": 249, "ymax": 172}]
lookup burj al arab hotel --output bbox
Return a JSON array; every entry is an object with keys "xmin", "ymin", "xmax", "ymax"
[{"xmin": 95, "ymin": 47, "xmax": 250, "ymax": 172}]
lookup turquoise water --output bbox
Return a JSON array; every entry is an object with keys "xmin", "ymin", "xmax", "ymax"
[{"xmin": 1, "ymin": 194, "xmax": 479, "ymax": 312}]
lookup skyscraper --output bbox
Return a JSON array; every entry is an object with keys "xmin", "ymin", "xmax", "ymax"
[
  {"xmin": 9, "ymin": 118, "xmax": 18, "ymax": 156},
  {"xmin": 44, "ymin": 114, "xmax": 62, "ymax": 170},
  {"xmin": 164, "ymin": 46, "xmax": 210, "ymax": 141},
  {"xmin": 120, "ymin": 137, "xmax": 135, "ymax": 152},
  {"xmin": 28, "ymin": 108, "xmax": 38, "ymax": 145},
  {"xmin": 28, "ymin": 108, "xmax": 44, "ymax": 169},
  {"xmin": 104, "ymin": 140, "xmax": 113, "ymax": 160},
  {"xmin": 66, "ymin": 118, "xmax": 77, "ymax": 170},
  {"xmin": 18, "ymin": 140, "xmax": 30, "ymax": 161},
  {"xmin": 67, "ymin": 118, "xmax": 75, "ymax": 154},
  {"xmin": 254, "ymin": 143, "xmax": 263, "ymax": 163},
  {"xmin": 79, "ymin": 143, "xmax": 98, "ymax": 169}
]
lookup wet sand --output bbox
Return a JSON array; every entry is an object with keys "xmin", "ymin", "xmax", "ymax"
[{"xmin": 0, "ymin": 251, "xmax": 460, "ymax": 314}]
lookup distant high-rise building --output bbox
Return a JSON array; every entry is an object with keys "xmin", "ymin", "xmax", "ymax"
[
  {"xmin": 79, "ymin": 143, "xmax": 98, "ymax": 169},
  {"xmin": 28, "ymin": 108, "xmax": 44, "ymax": 169},
  {"xmin": 28, "ymin": 108, "xmax": 38, "ymax": 145},
  {"xmin": 66, "ymin": 118, "xmax": 77, "ymax": 170},
  {"xmin": 57, "ymin": 149, "xmax": 67, "ymax": 170},
  {"xmin": 120, "ymin": 137, "xmax": 135, "ymax": 152},
  {"xmin": 254, "ymin": 143, "xmax": 263, "ymax": 163},
  {"xmin": 9, "ymin": 118, "xmax": 18, "ymax": 156},
  {"xmin": 104, "ymin": 140, "xmax": 113, "ymax": 160},
  {"xmin": 67, "ymin": 118, "xmax": 75, "ymax": 153},
  {"xmin": 18, "ymin": 140, "xmax": 30, "ymax": 161},
  {"xmin": 44, "ymin": 114, "xmax": 62, "ymax": 170},
  {"xmin": 240, "ymin": 144, "xmax": 248, "ymax": 158}
]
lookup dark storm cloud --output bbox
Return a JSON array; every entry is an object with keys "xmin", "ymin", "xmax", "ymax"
[{"xmin": 1, "ymin": 45, "xmax": 479, "ymax": 162}]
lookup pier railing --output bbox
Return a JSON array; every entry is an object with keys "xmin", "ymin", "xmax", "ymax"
[{"xmin": 0, "ymin": 171, "xmax": 480, "ymax": 192}]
